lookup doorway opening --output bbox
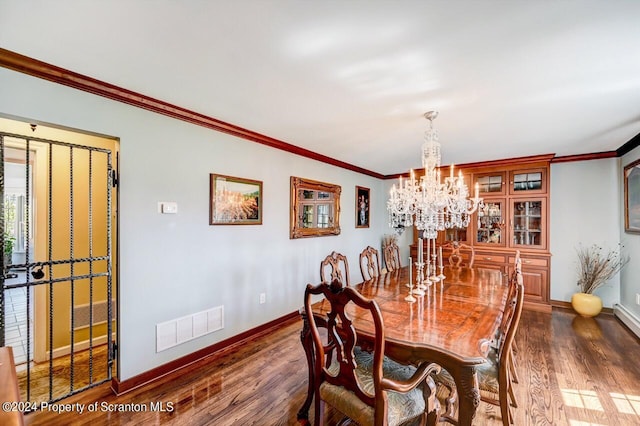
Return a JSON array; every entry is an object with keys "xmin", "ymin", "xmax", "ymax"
[{"xmin": 0, "ymin": 117, "xmax": 119, "ymax": 405}]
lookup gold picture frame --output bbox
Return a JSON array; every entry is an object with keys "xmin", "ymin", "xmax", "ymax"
[
  {"xmin": 624, "ymin": 159, "xmax": 640, "ymax": 233},
  {"xmin": 290, "ymin": 176, "xmax": 341, "ymax": 238}
]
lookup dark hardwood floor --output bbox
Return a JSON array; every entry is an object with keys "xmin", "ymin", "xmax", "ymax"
[{"xmin": 23, "ymin": 309, "xmax": 640, "ymax": 426}]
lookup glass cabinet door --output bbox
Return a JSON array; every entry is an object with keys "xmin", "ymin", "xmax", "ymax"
[
  {"xmin": 509, "ymin": 168, "xmax": 546, "ymax": 195},
  {"xmin": 475, "ymin": 200, "xmax": 505, "ymax": 246},
  {"xmin": 475, "ymin": 172, "xmax": 506, "ymax": 196},
  {"xmin": 511, "ymin": 199, "xmax": 545, "ymax": 248}
]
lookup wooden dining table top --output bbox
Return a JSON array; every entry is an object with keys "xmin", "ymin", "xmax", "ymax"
[{"xmin": 310, "ymin": 265, "xmax": 508, "ymax": 366}]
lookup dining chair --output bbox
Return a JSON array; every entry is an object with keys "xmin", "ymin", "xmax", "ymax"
[
  {"xmin": 433, "ymin": 262, "xmax": 525, "ymax": 425},
  {"xmin": 304, "ymin": 279, "xmax": 441, "ymax": 426},
  {"xmin": 383, "ymin": 242, "xmax": 402, "ymax": 272},
  {"xmin": 359, "ymin": 246, "xmax": 382, "ymax": 281},
  {"xmin": 441, "ymin": 241, "xmax": 475, "ymax": 268},
  {"xmin": 508, "ymin": 251, "xmax": 521, "ymax": 384},
  {"xmin": 320, "ymin": 251, "xmax": 350, "ymax": 287}
]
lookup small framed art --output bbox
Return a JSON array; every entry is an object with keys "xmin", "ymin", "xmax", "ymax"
[
  {"xmin": 356, "ymin": 186, "xmax": 370, "ymax": 228},
  {"xmin": 210, "ymin": 174, "xmax": 262, "ymax": 225},
  {"xmin": 624, "ymin": 159, "xmax": 640, "ymax": 233}
]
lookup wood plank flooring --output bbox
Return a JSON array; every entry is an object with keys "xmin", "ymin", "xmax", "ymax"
[{"xmin": 22, "ymin": 308, "xmax": 640, "ymax": 426}]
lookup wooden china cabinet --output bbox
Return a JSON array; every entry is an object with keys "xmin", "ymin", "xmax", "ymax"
[{"xmin": 410, "ymin": 154, "xmax": 553, "ymax": 312}]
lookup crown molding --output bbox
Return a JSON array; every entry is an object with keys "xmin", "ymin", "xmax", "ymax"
[
  {"xmin": 0, "ymin": 48, "xmax": 384, "ymax": 179},
  {"xmin": 551, "ymin": 151, "xmax": 618, "ymax": 164},
  {"xmin": 384, "ymin": 153, "xmax": 556, "ymax": 180},
  {"xmin": 617, "ymin": 131, "xmax": 640, "ymax": 157}
]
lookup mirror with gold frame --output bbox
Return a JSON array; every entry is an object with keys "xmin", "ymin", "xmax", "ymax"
[{"xmin": 290, "ymin": 176, "xmax": 341, "ymax": 239}]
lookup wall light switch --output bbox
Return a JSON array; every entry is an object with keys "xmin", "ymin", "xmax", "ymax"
[{"xmin": 159, "ymin": 202, "xmax": 178, "ymax": 214}]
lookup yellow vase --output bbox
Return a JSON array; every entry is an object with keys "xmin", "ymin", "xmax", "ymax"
[{"xmin": 571, "ymin": 293, "xmax": 603, "ymax": 317}]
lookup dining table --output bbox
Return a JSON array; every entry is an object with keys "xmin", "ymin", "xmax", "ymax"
[{"xmin": 298, "ymin": 265, "xmax": 508, "ymax": 426}]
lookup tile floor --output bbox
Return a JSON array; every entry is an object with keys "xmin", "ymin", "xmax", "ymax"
[{"xmin": 3, "ymin": 280, "xmax": 33, "ymax": 365}]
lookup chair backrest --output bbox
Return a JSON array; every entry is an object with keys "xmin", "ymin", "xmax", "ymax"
[
  {"xmin": 508, "ymin": 249, "xmax": 521, "ymax": 283},
  {"xmin": 441, "ymin": 241, "xmax": 475, "ymax": 268},
  {"xmin": 320, "ymin": 251, "xmax": 350, "ymax": 286},
  {"xmin": 383, "ymin": 243, "xmax": 401, "ymax": 272},
  {"xmin": 304, "ymin": 280, "xmax": 386, "ymax": 410},
  {"xmin": 498, "ymin": 259, "xmax": 524, "ymax": 368},
  {"xmin": 359, "ymin": 246, "xmax": 382, "ymax": 281}
]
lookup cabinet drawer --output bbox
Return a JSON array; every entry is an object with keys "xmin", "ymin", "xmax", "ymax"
[
  {"xmin": 509, "ymin": 256, "xmax": 548, "ymax": 268},
  {"xmin": 475, "ymin": 253, "xmax": 507, "ymax": 264}
]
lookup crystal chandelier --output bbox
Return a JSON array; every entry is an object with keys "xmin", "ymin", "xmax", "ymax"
[{"xmin": 387, "ymin": 111, "xmax": 483, "ymax": 239}]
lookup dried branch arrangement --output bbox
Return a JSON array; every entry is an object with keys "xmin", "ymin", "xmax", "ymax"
[{"xmin": 576, "ymin": 244, "xmax": 629, "ymax": 294}]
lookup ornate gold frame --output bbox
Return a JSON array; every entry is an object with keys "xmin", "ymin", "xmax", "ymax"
[{"xmin": 290, "ymin": 176, "xmax": 341, "ymax": 239}]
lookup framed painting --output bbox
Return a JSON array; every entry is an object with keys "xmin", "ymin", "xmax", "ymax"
[
  {"xmin": 356, "ymin": 186, "xmax": 370, "ymax": 228},
  {"xmin": 210, "ymin": 174, "xmax": 262, "ymax": 225},
  {"xmin": 624, "ymin": 159, "xmax": 640, "ymax": 233}
]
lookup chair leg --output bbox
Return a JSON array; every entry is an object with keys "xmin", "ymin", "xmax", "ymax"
[
  {"xmin": 500, "ymin": 393, "xmax": 512, "ymax": 426},
  {"xmin": 498, "ymin": 378, "xmax": 513, "ymax": 426},
  {"xmin": 509, "ymin": 347, "xmax": 520, "ymax": 384},
  {"xmin": 508, "ymin": 382, "xmax": 518, "ymax": 408},
  {"xmin": 314, "ymin": 396, "xmax": 324, "ymax": 426},
  {"xmin": 424, "ymin": 376, "xmax": 440, "ymax": 426}
]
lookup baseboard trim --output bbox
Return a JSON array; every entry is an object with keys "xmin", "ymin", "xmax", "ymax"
[
  {"xmin": 614, "ymin": 303, "xmax": 640, "ymax": 339},
  {"xmin": 550, "ymin": 299, "xmax": 614, "ymax": 315},
  {"xmin": 524, "ymin": 301, "xmax": 552, "ymax": 313},
  {"xmin": 110, "ymin": 311, "xmax": 299, "ymax": 395},
  {"xmin": 45, "ymin": 333, "xmax": 115, "ymax": 361}
]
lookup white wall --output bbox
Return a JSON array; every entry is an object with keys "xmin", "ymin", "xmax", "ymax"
[
  {"xmin": 0, "ymin": 67, "xmax": 391, "ymax": 380},
  {"xmin": 620, "ymin": 147, "xmax": 640, "ymax": 319},
  {"xmin": 550, "ymin": 158, "xmax": 622, "ymax": 307}
]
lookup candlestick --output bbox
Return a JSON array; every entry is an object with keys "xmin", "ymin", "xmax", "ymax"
[
  {"xmin": 405, "ymin": 256, "xmax": 416, "ymax": 302},
  {"xmin": 430, "ymin": 238, "xmax": 440, "ymax": 282},
  {"xmin": 439, "ymin": 246, "xmax": 443, "ymax": 268},
  {"xmin": 413, "ymin": 260, "xmax": 425, "ymax": 296},
  {"xmin": 438, "ymin": 263, "xmax": 446, "ymax": 281}
]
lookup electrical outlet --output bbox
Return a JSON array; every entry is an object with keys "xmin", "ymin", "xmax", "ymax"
[
  {"xmin": 636, "ymin": 293, "xmax": 640, "ymax": 305},
  {"xmin": 260, "ymin": 293, "xmax": 266, "ymax": 304}
]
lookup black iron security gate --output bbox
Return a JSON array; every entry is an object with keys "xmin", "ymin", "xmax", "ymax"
[{"xmin": 0, "ymin": 130, "xmax": 115, "ymax": 405}]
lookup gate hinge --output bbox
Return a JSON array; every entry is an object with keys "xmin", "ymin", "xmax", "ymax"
[{"xmin": 111, "ymin": 170, "xmax": 119, "ymax": 188}]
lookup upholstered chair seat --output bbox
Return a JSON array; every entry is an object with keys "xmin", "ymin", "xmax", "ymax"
[{"xmin": 322, "ymin": 348, "xmax": 431, "ymax": 426}]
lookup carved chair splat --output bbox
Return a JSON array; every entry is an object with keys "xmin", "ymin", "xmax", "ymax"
[
  {"xmin": 441, "ymin": 241, "xmax": 475, "ymax": 268},
  {"xmin": 359, "ymin": 246, "xmax": 382, "ymax": 281},
  {"xmin": 320, "ymin": 251, "xmax": 350, "ymax": 287},
  {"xmin": 383, "ymin": 243, "xmax": 402, "ymax": 272}
]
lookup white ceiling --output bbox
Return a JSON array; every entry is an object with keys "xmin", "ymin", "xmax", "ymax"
[{"xmin": 2, "ymin": 1, "xmax": 640, "ymax": 176}]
